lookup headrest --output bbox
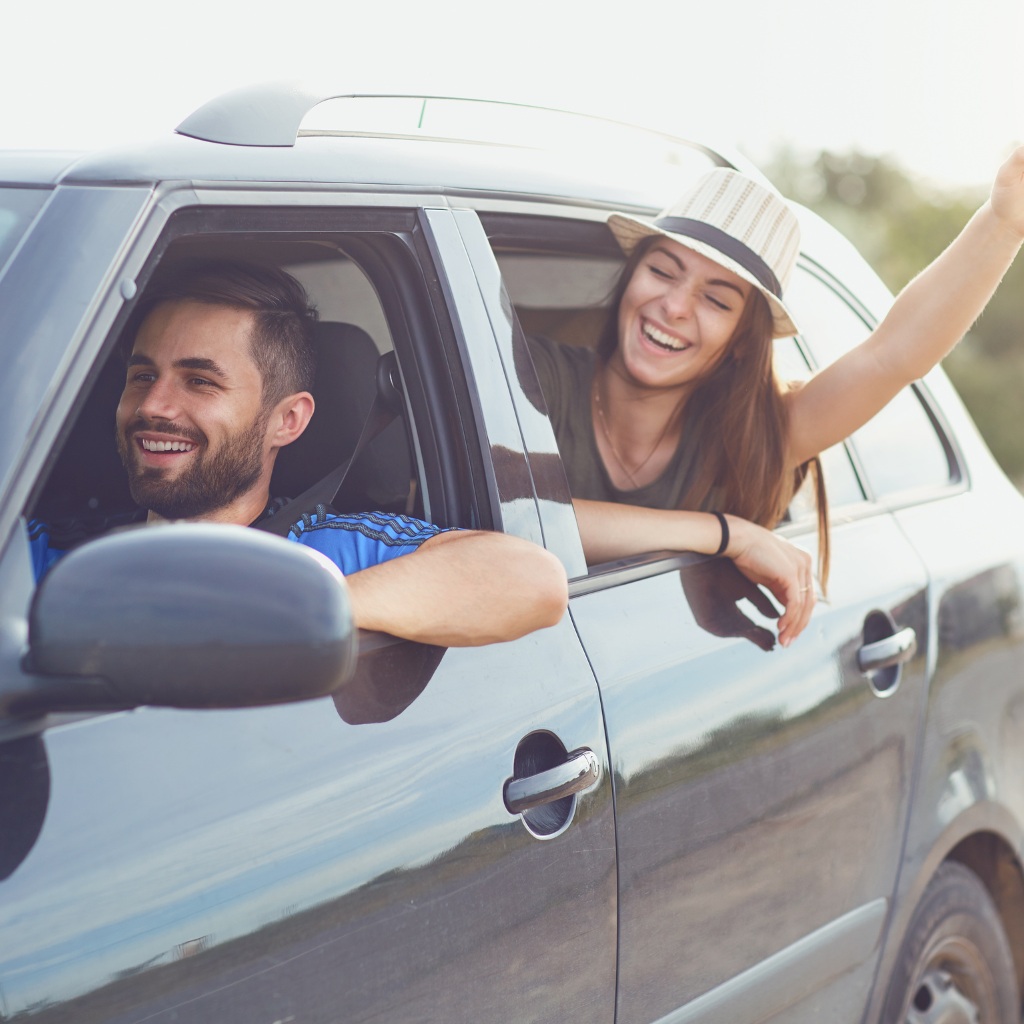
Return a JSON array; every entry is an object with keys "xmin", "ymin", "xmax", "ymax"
[{"xmin": 271, "ymin": 323, "xmax": 412, "ymax": 511}]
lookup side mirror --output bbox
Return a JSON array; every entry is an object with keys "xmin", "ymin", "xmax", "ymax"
[{"xmin": 16, "ymin": 523, "xmax": 356, "ymax": 714}]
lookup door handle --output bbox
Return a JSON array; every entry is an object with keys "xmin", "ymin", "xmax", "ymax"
[
  {"xmin": 504, "ymin": 748, "xmax": 599, "ymax": 815},
  {"xmin": 857, "ymin": 626, "xmax": 917, "ymax": 673}
]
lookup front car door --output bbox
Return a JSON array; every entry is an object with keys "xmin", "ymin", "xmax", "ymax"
[{"xmin": 0, "ymin": 182, "xmax": 616, "ymax": 1023}]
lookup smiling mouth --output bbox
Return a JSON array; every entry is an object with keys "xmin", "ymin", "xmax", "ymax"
[
  {"xmin": 139, "ymin": 438, "xmax": 197, "ymax": 454},
  {"xmin": 642, "ymin": 320, "xmax": 690, "ymax": 352}
]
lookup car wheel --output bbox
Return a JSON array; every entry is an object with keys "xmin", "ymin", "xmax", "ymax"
[{"xmin": 880, "ymin": 861, "xmax": 1020, "ymax": 1023}]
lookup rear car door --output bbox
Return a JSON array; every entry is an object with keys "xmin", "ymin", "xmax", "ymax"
[
  {"xmin": 471, "ymin": 208, "xmax": 933, "ymax": 1023},
  {"xmin": 0, "ymin": 184, "xmax": 616, "ymax": 1023}
]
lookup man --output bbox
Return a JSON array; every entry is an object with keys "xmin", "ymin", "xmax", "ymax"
[{"xmin": 29, "ymin": 261, "xmax": 567, "ymax": 647}]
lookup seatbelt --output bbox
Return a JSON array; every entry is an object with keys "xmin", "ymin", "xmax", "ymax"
[{"xmin": 255, "ymin": 353, "xmax": 402, "ymax": 539}]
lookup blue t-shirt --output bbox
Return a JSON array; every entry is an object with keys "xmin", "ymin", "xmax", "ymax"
[
  {"xmin": 26, "ymin": 505, "xmax": 446, "ymax": 583},
  {"xmin": 284, "ymin": 506, "xmax": 445, "ymax": 575}
]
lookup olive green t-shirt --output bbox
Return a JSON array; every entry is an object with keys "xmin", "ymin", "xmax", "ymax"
[{"xmin": 527, "ymin": 334, "xmax": 706, "ymax": 511}]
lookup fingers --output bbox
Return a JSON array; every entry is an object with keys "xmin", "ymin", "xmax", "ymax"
[
  {"xmin": 760, "ymin": 543, "xmax": 815, "ymax": 648},
  {"xmin": 776, "ymin": 570, "xmax": 816, "ymax": 647},
  {"xmin": 728, "ymin": 520, "xmax": 815, "ymax": 647},
  {"xmin": 991, "ymin": 147, "xmax": 1024, "ymax": 238},
  {"xmin": 1002, "ymin": 145, "xmax": 1024, "ymax": 173}
]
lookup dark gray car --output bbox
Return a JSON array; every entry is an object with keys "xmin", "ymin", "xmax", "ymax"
[{"xmin": 2, "ymin": 84, "xmax": 1023, "ymax": 1024}]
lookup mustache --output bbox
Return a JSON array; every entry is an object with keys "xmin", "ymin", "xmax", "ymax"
[{"xmin": 122, "ymin": 417, "xmax": 206, "ymax": 447}]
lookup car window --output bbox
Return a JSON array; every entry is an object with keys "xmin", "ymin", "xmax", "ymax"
[
  {"xmin": 28, "ymin": 250, "xmax": 417, "ymax": 526},
  {"xmin": 485, "ymin": 214, "xmax": 864, "ymax": 552},
  {"xmin": 0, "ymin": 187, "xmax": 49, "ymax": 277},
  {"xmin": 786, "ymin": 265, "xmax": 956, "ymax": 501},
  {"xmin": 499, "ymin": 251, "xmax": 620, "ymax": 349},
  {"xmin": 23, "ymin": 212, "xmax": 483, "ymax": 543}
]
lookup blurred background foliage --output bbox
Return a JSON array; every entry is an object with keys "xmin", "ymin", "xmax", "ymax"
[{"xmin": 767, "ymin": 147, "xmax": 1024, "ymax": 485}]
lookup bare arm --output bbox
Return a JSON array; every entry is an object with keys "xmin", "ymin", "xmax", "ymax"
[
  {"xmin": 345, "ymin": 530, "xmax": 568, "ymax": 646},
  {"xmin": 573, "ymin": 498, "xmax": 815, "ymax": 646},
  {"xmin": 787, "ymin": 146, "xmax": 1024, "ymax": 467}
]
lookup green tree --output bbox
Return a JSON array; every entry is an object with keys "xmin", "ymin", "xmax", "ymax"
[{"xmin": 767, "ymin": 147, "xmax": 1024, "ymax": 483}]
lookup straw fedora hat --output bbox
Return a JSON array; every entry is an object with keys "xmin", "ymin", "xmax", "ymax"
[{"xmin": 607, "ymin": 168, "xmax": 801, "ymax": 338}]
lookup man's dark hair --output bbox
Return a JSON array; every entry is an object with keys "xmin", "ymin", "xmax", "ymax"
[{"xmin": 131, "ymin": 260, "xmax": 318, "ymax": 406}]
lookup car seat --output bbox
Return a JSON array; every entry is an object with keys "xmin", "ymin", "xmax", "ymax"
[{"xmin": 270, "ymin": 321, "xmax": 414, "ymax": 514}]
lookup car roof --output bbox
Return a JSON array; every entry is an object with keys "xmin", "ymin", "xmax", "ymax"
[
  {"xmin": 2, "ymin": 84, "xmax": 767, "ymax": 214},
  {"xmin": 0, "ymin": 151, "xmax": 87, "ymax": 186}
]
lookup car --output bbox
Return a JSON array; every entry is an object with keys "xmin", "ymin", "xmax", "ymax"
[{"xmin": 2, "ymin": 82, "xmax": 1024, "ymax": 1024}]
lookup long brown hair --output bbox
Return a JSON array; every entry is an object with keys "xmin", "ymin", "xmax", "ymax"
[{"xmin": 598, "ymin": 237, "xmax": 831, "ymax": 587}]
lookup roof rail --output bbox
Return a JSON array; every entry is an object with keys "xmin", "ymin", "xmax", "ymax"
[
  {"xmin": 176, "ymin": 82, "xmax": 332, "ymax": 147},
  {"xmin": 174, "ymin": 81, "xmax": 747, "ymax": 172}
]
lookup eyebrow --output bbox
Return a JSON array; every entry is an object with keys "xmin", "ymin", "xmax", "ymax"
[
  {"xmin": 127, "ymin": 353, "xmax": 231, "ymax": 380},
  {"xmin": 651, "ymin": 245, "xmax": 749, "ymax": 299}
]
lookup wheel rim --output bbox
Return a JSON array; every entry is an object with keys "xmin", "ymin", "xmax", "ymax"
[{"xmin": 905, "ymin": 936, "xmax": 996, "ymax": 1023}]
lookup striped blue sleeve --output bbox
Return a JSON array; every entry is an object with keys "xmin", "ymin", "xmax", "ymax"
[{"xmin": 286, "ymin": 508, "xmax": 453, "ymax": 575}]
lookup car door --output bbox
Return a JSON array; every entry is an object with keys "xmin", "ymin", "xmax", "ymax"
[
  {"xmin": 0, "ymin": 186, "xmax": 616, "ymax": 1024},
  {"xmin": 468, "ymin": 208, "xmax": 933, "ymax": 1023}
]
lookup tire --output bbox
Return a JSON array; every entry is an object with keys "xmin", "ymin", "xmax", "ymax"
[{"xmin": 880, "ymin": 861, "xmax": 1020, "ymax": 1023}]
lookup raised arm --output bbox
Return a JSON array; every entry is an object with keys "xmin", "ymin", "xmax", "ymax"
[
  {"xmin": 345, "ymin": 530, "xmax": 568, "ymax": 646},
  {"xmin": 786, "ymin": 146, "xmax": 1024, "ymax": 467},
  {"xmin": 572, "ymin": 498, "xmax": 815, "ymax": 646}
]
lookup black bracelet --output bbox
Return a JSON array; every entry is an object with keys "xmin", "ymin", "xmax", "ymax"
[{"xmin": 712, "ymin": 512, "xmax": 729, "ymax": 556}]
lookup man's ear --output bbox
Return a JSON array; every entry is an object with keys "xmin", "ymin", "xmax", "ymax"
[{"xmin": 268, "ymin": 391, "xmax": 315, "ymax": 449}]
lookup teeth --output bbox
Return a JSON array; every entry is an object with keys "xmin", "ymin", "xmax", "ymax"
[
  {"xmin": 141, "ymin": 439, "xmax": 195, "ymax": 453},
  {"xmin": 643, "ymin": 322, "xmax": 687, "ymax": 350}
]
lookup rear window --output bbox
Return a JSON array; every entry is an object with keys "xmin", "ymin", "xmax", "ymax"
[
  {"xmin": 787, "ymin": 264, "xmax": 956, "ymax": 501},
  {"xmin": 0, "ymin": 188, "xmax": 49, "ymax": 276}
]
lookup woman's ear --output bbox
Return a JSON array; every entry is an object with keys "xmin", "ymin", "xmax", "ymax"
[{"xmin": 269, "ymin": 391, "xmax": 315, "ymax": 449}]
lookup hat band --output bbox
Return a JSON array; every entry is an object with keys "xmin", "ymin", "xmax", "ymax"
[{"xmin": 653, "ymin": 216, "xmax": 782, "ymax": 299}]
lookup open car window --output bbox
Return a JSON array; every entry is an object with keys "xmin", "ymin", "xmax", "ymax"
[
  {"xmin": 28, "ymin": 238, "xmax": 420, "ymax": 535},
  {"xmin": 484, "ymin": 213, "xmax": 868, "ymax": 575},
  {"xmin": 23, "ymin": 204, "xmax": 500, "ymax": 583}
]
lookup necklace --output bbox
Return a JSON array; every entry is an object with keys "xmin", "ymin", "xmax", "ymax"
[{"xmin": 592, "ymin": 375, "xmax": 680, "ymax": 490}]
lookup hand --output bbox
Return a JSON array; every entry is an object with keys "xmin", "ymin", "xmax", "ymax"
[
  {"xmin": 990, "ymin": 145, "xmax": 1024, "ymax": 241},
  {"xmin": 724, "ymin": 515, "xmax": 815, "ymax": 647}
]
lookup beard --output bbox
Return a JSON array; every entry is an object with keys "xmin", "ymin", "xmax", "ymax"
[{"xmin": 117, "ymin": 412, "xmax": 269, "ymax": 521}]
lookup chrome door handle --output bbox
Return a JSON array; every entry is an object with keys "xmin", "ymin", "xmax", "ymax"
[
  {"xmin": 504, "ymin": 748, "xmax": 599, "ymax": 815},
  {"xmin": 857, "ymin": 626, "xmax": 917, "ymax": 673}
]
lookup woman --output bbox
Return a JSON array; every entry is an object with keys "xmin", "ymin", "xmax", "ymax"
[{"xmin": 529, "ymin": 149, "xmax": 1024, "ymax": 646}]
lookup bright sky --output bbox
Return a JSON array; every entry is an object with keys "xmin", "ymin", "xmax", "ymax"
[{"xmin": 4, "ymin": 0, "xmax": 1020, "ymax": 192}]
